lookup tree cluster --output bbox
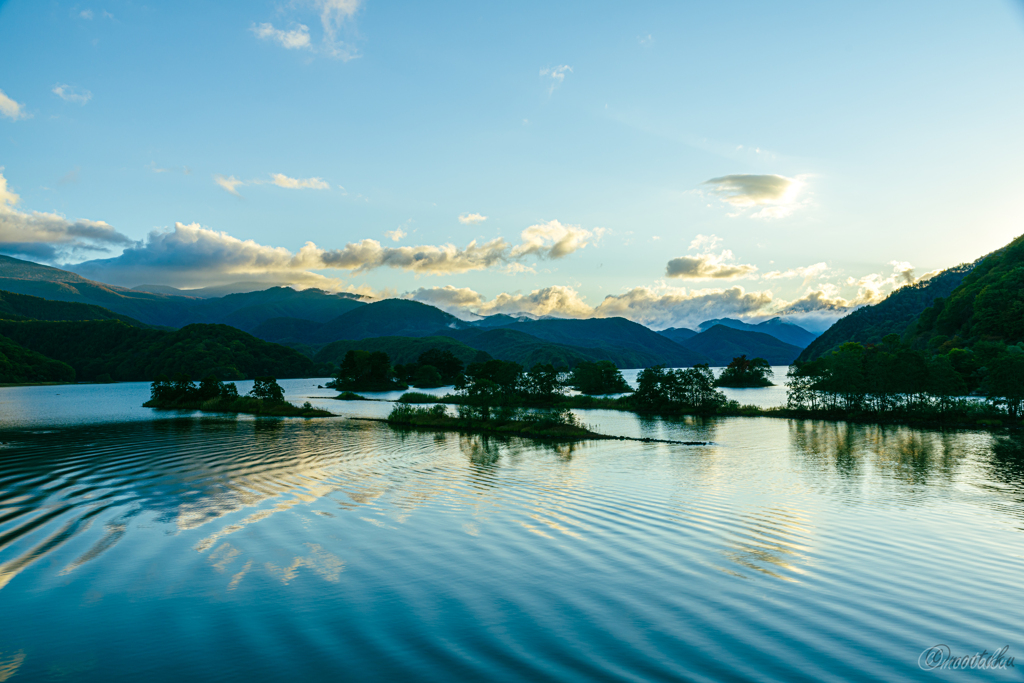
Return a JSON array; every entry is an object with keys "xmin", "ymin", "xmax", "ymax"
[
  {"xmin": 568, "ymin": 360, "xmax": 631, "ymax": 394},
  {"xmin": 715, "ymin": 355, "xmax": 773, "ymax": 387},
  {"xmin": 785, "ymin": 334, "xmax": 1024, "ymax": 420},
  {"xmin": 632, "ymin": 364, "xmax": 727, "ymax": 414},
  {"xmin": 149, "ymin": 373, "xmax": 286, "ymax": 405},
  {"xmin": 394, "ymin": 348, "xmax": 465, "ymax": 388},
  {"xmin": 327, "ymin": 350, "xmax": 407, "ymax": 391}
]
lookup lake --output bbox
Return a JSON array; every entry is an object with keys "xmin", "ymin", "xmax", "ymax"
[{"xmin": 0, "ymin": 380, "xmax": 1021, "ymax": 681}]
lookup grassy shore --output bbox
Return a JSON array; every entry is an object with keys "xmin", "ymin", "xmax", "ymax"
[{"xmin": 144, "ymin": 396, "xmax": 334, "ymax": 417}]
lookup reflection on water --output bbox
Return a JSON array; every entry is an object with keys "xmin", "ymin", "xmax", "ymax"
[{"xmin": 0, "ymin": 387, "xmax": 1022, "ymax": 681}]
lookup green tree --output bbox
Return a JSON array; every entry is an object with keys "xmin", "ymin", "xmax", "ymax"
[{"xmin": 250, "ymin": 377, "xmax": 285, "ymax": 403}]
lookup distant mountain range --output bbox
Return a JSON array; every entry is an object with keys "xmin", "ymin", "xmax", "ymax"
[
  {"xmin": 696, "ymin": 317, "xmax": 818, "ymax": 348},
  {"xmin": 0, "ymin": 254, "xmax": 823, "ymax": 377}
]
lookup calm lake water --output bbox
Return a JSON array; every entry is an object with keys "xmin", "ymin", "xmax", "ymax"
[{"xmin": 0, "ymin": 380, "xmax": 1022, "ymax": 682}]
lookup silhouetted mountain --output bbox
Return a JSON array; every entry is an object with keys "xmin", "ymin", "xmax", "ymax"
[
  {"xmin": 697, "ymin": 317, "xmax": 817, "ymax": 348},
  {"xmin": 494, "ymin": 317, "xmax": 710, "ymax": 367},
  {"xmin": 312, "ymin": 299, "xmax": 465, "ymax": 342},
  {"xmin": 798, "ymin": 261, "xmax": 976, "ymax": 362},
  {"xmin": 657, "ymin": 327, "xmax": 697, "ymax": 345},
  {"xmin": 314, "ymin": 336, "xmax": 492, "ymax": 368},
  {"xmin": 0, "ymin": 255, "xmax": 367, "ymax": 329},
  {"xmin": 0, "ymin": 320, "xmax": 322, "ymax": 382},
  {"xmin": 0, "ymin": 289, "xmax": 148, "ymax": 327},
  {"xmin": 683, "ymin": 325, "xmax": 804, "ymax": 366},
  {"xmin": 0, "ymin": 254, "xmax": 195, "ymax": 326},
  {"xmin": 441, "ymin": 328, "xmax": 645, "ymax": 368},
  {"xmin": 467, "ymin": 313, "xmax": 535, "ymax": 327},
  {"xmin": 132, "ymin": 281, "xmax": 294, "ymax": 298},
  {"xmin": 250, "ymin": 317, "xmax": 325, "ymax": 345},
  {"xmin": 185, "ymin": 287, "xmax": 365, "ymax": 330}
]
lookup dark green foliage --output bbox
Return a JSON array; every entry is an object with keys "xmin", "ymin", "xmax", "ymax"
[
  {"xmin": 716, "ymin": 356, "xmax": 774, "ymax": 387},
  {"xmin": 388, "ymin": 402, "xmax": 594, "ymax": 440},
  {"xmin": 250, "ymin": 377, "xmax": 285, "ymax": 402},
  {"xmin": 397, "ymin": 391, "xmax": 442, "ymax": 403},
  {"xmin": 682, "ymin": 325, "xmax": 802, "ymax": 366},
  {"xmin": 786, "ymin": 339, "xmax": 994, "ymax": 421},
  {"xmin": 633, "ymin": 364, "xmax": 726, "ymax": 414},
  {"xmin": 0, "ymin": 334, "xmax": 75, "ymax": 383},
  {"xmin": 799, "ymin": 261, "xmax": 975, "ymax": 361},
  {"xmin": 568, "ymin": 361, "xmax": 631, "ymax": 394},
  {"xmin": 0, "ymin": 320, "xmax": 321, "ymax": 381},
  {"xmin": 905, "ymin": 234, "xmax": 1024, "ymax": 351},
  {"xmin": 327, "ymin": 350, "xmax": 407, "ymax": 391},
  {"xmin": 146, "ymin": 374, "xmax": 331, "ymax": 416},
  {"xmin": 0, "ymin": 289, "xmax": 148, "ymax": 326}
]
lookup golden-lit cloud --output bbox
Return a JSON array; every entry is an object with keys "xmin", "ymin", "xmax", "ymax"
[
  {"xmin": 665, "ymin": 234, "xmax": 758, "ymax": 280},
  {"xmin": 702, "ymin": 173, "xmax": 805, "ymax": 219},
  {"xmin": 458, "ymin": 213, "xmax": 487, "ymax": 224}
]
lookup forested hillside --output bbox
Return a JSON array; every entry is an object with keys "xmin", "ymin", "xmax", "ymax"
[
  {"xmin": 0, "ymin": 321, "xmax": 322, "ymax": 382},
  {"xmin": 798, "ymin": 261, "xmax": 975, "ymax": 361}
]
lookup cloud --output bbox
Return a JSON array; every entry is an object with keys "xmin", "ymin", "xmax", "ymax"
[
  {"xmin": 70, "ymin": 222, "xmax": 342, "ymax": 289},
  {"xmin": 762, "ymin": 262, "xmax": 829, "ymax": 280},
  {"xmin": 702, "ymin": 174, "xmax": 804, "ymax": 219},
  {"xmin": 52, "ymin": 84, "xmax": 92, "ymax": 104},
  {"xmin": 479, "ymin": 286, "xmax": 594, "ymax": 318},
  {"xmin": 384, "ymin": 228, "xmax": 406, "ymax": 242},
  {"xmin": 406, "ymin": 285, "xmax": 483, "ymax": 316},
  {"xmin": 69, "ymin": 212, "xmax": 603, "ymax": 287},
  {"xmin": 269, "ymin": 173, "xmax": 329, "ymax": 190},
  {"xmin": 511, "ymin": 220, "xmax": 603, "ymax": 260},
  {"xmin": 0, "ymin": 88, "xmax": 27, "ymax": 121},
  {"xmin": 251, "ymin": 23, "xmax": 312, "ymax": 50},
  {"xmin": 0, "ymin": 170, "xmax": 133, "ymax": 262},
  {"xmin": 540, "ymin": 65, "xmax": 572, "ymax": 92},
  {"xmin": 665, "ymin": 234, "xmax": 757, "ymax": 280},
  {"xmin": 214, "ymin": 175, "xmax": 244, "ymax": 197},
  {"xmin": 320, "ymin": 238, "xmax": 512, "ymax": 275},
  {"xmin": 593, "ymin": 285, "xmax": 775, "ymax": 329},
  {"xmin": 253, "ymin": 0, "xmax": 361, "ymax": 60},
  {"xmin": 458, "ymin": 213, "xmax": 487, "ymax": 225},
  {"xmin": 80, "ymin": 9, "xmax": 93, "ymax": 19}
]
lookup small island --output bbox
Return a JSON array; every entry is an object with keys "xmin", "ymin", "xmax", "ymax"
[
  {"xmin": 145, "ymin": 375, "xmax": 334, "ymax": 417},
  {"xmin": 714, "ymin": 355, "xmax": 774, "ymax": 388}
]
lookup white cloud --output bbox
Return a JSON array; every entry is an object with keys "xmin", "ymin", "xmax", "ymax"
[
  {"xmin": 0, "ymin": 88, "xmax": 27, "ymax": 121},
  {"xmin": 478, "ymin": 285, "xmax": 594, "ymax": 318},
  {"xmin": 511, "ymin": 220, "xmax": 603, "ymax": 260},
  {"xmin": 458, "ymin": 213, "xmax": 487, "ymax": 225},
  {"xmin": 80, "ymin": 9, "xmax": 93, "ymax": 19},
  {"xmin": 384, "ymin": 228, "xmax": 406, "ymax": 242},
  {"xmin": 214, "ymin": 175, "xmax": 244, "ymax": 197},
  {"xmin": 540, "ymin": 65, "xmax": 572, "ymax": 92},
  {"xmin": 70, "ymin": 222, "xmax": 342, "ymax": 289},
  {"xmin": 665, "ymin": 234, "xmax": 757, "ymax": 280},
  {"xmin": 0, "ymin": 169, "xmax": 133, "ymax": 262},
  {"xmin": 594, "ymin": 285, "xmax": 775, "ymax": 329},
  {"xmin": 702, "ymin": 173, "xmax": 805, "ymax": 219},
  {"xmin": 52, "ymin": 84, "xmax": 92, "ymax": 105},
  {"xmin": 251, "ymin": 23, "xmax": 312, "ymax": 50},
  {"xmin": 762, "ymin": 262, "xmax": 829, "ymax": 280},
  {"xmin": 320, "ymin": 238, "xmax": 512, "ymax": 275},
  {"xmin": 269, "ymin": 173, "xmax": 329, "ymax": 190},
  {"xmin": 253, "ymin": 0, "xmax": 361, "ymax": 60}
]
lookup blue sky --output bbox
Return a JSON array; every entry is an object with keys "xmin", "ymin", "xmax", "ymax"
[{"xmin": 1, "ymin": 0, "xmax": 1023, "ymax": 330}]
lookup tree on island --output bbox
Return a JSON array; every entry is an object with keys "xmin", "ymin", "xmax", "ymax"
[
  {"xmin": 327, "ymin": 350, "xmax": 408, "ymax": 391},
  {"xmin": 568, "ymin": 361, "xmax": 631, "ymax": 395},
  {"xmin": 634, "ymin": 364, "xmax": 726, "ymax": 414},
  {"xmin": 715, "ymin": 356, "xmax": 774, "ymax": 388}
]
